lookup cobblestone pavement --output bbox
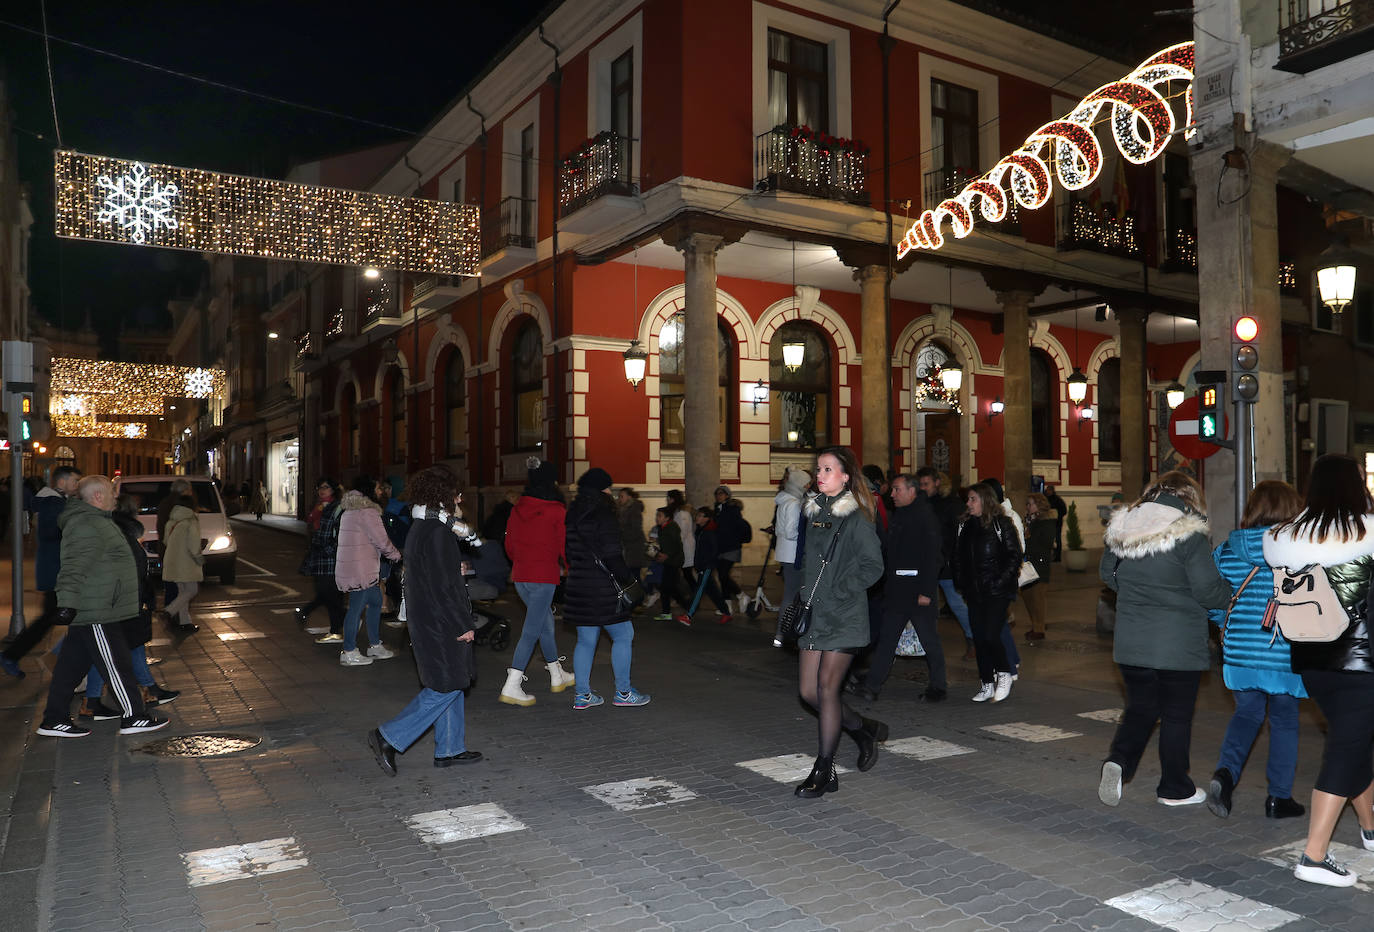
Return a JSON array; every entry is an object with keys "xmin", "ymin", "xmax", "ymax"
[{"xmin": 2, "ymin": 524, "xmax": 1372, "ymax": 931}]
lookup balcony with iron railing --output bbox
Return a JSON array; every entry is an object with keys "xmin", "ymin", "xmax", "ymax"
[
  {"xmin": 922, "ymin": 166, "xmax": 1021, "ymax": 235},
  {"xmin": 482, "ymin": 196, "xmax": 535, "ymax": 257},
  {"xmin": 754, "ymin": 125, "xmax": 869, "ymax": 206},
  {"xmin": 1058, "ymin": 197, "xmax": 1142, "ymax": 260},
  {"xmin": 559, "ymin": 131, "xmax": 636, "ymax": 217},
  {"xmin": 1277, "ymin": 0, "xmax": 1374, "ymax": 72},
  {"xmin": 1162, "ymin": 228, "xmax": 1198, "ymax": 272}
]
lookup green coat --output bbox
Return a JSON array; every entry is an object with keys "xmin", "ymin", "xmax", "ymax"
[
  {"xmin": 1100, "ymin": 499, "xmax": 1232, "ymax": 671},
  {"xmin": 798, "ymin": 491, "xmax": 884, "ymax": 651},
  {"xmin": 161, "ymin": 504, "xmax": 205, "ymax": 583},
  {"xmin": 55, "ymin": 498, "xmax": 141, "ymax": 626}
]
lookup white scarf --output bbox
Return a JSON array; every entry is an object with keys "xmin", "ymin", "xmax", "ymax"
[{"xmin": 410, "ymin": 504, "xmax": 477, "ymax": 542}]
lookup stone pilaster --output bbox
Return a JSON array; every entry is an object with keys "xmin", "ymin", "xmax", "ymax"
[
  {"xmin": 856, "ymin": 264, "xmax": 893, "ymax": 470},
  {"xmin": 677, "ymin": 231, "xmax": 725, "ymax": 510},
  {"xmin": 1115, "ymin": 307, "xmax": 1149, "ymax": 501},
  {"xmin": 984, "ymin": 272, "xmax": 1046, "ymax": 510}
]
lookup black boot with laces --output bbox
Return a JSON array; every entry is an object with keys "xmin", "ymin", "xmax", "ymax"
[{"xmin": 795, "ymin": 757, "xmax": 838, "ymax": 798}]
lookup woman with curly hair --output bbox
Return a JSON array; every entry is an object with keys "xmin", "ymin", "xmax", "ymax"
[{"xmin": 368, "ymin": 464, "xmax": 482, "ymax": 776}]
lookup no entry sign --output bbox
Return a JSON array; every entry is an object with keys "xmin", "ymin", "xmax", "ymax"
[{"xmin": 1169, "ymin": 396, "xmax": 1225, "ymax": 460}]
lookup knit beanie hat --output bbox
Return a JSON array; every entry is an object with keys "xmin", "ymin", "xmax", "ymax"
[
  {"xmin": 985, "ymin": 477, "xmax": 1005, "ymax": 504},
  {"xmin": 578, "ymin": 467, "xmax": 614, "ymax": 491},
  {"xmin": 526, "ymin": 457, "xmax": 557, "ymax": 488},
  {"xmin": 785, "ymin": 468, "xmax": 812, "ymax": 495}
]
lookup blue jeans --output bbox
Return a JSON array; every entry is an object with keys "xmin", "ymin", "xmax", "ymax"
[
  {"xmin": 342, "ymin": 584, "xmax": 383, "ymax": 651},
  {"xmin": 939, "ymin": 579, "xmax": 973, "ymax": 639},
  {"xmin": 86, "ymin": 644, "xmax": 155, "ymax": 698},
  {"xmin": 573, "ymin": 621, "xmax": 634, "ymax": 696},
  {"xmin": 380, "ymin": 688, "xmax": 466, "ymax": 758},
  {"xmin": 512, "ymin": 581, "xmax": 559, "ymax": 670},
  {"xmin": 1216, "ymin": 689, "xmax": 1301, "ymax": 799}
]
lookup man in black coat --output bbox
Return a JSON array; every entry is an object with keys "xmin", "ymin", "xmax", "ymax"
[
  {"xmin": 1045, "ymin": 484, "xmax": 1068, "ymax": 561},
  {"xmin": 850, "ymin": 474, "xmax": 945, "ymax": 702}
]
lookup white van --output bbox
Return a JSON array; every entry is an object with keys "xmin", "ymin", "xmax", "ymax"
[{"xmin": 112, "ymin": 475, "xmax": 238, "ymax": 584}]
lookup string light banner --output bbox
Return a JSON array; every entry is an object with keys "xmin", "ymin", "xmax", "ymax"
[
  {"xmin": 898, "ymin": 42, "xmax": 1195, "ymax": 257},
  {"xmin": 55, "ymin": 150, "xmax": 481, "ymax": 276},
  {"xmin": 49, "ymin": 358, "xmax": 227, "ymax": 439}
]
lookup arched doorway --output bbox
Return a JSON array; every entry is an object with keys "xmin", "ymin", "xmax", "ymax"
[{"xmin": 912, "ymin": 340, "xmax": 963, "ymax": 483}]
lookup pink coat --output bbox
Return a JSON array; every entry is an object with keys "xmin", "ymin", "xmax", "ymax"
[{"xmin": 334, "ymin": 491, "xmax": 400, "ymax": 591}]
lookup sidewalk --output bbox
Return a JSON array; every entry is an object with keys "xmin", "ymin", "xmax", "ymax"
[{"xmin": 230, "ymin": 513, "xmax": 307, "ymax": 537}]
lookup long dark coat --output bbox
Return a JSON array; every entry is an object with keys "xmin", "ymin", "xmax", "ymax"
[
  {"xmin": 113, "ymin": 510, "xmax": 152, "ymax": 648},
  {"xmin": 403, "ymin": 517, "xmax": 475, "ymax": 692},
  {"xmin": 564, "ymin": 489, "xmax": 632, "ymax": 627}
]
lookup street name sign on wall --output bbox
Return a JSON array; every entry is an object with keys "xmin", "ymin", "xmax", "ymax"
[
  {"xmin": 1169, "ymin": 396, "xmax": 1225, "ymax": 460},
  {"xmin": 54, "ymin": 150, "xmax": 480, "ymax": 276}
]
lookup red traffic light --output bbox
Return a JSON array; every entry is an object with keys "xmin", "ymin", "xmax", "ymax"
[{"xmin": 1234, "ymin": 316, "xmax": 1259, "ymax": 342}]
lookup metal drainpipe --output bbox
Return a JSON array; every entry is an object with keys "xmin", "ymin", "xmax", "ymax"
[
  {"xmin": 405, "ymin": 155, "xmax": 423, "ymax": 474},
  {"xmin": 882, "ymin": 0, "xmax": 902, "ymax": 471},
  {"xmin": 468, "ymin": 94, "xmax": 488, "ymax": 519},
  {"xmin": 539, "ymin": 25, "xmax": 563, "ymax": 473}
]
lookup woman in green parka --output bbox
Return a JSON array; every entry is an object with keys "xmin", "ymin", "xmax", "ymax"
[{"xmin": 793, "ymin": 446, "xmax": 886, "ymax": 799}]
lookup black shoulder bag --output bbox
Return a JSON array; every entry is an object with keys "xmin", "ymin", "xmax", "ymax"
[{"xmin": 778, "ymin": 516, "xmax": 849, "ymax": 641}]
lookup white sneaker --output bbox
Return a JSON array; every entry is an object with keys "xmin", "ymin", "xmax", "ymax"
[
  {"xmin": 1361, "ymin": 828, "xmax": 1374, "ymax": 852},
  {"xmin": 971, "ymin": 682, "xmax": 995, "ymax": 702},
  {"xmin": 383, "ymin": 620, "xmax": 405, "ymax": 629},
  {"xmin": 304, "ymin": 626, "xmax": 329, "ymax": 635},
  {"xmin": 339, "ymin": 649, "xmax": 373, "ymax": 666},
  {"xmin": 991, "ymin": 672, "xmax": 1013, "ymax": 702},
  {"xmin": 1157, "ymin": 788, "xmax": 1207, "ymax": 806},
  {"xmin": 1099, "ymin": 761, "xmax": 1123, "ymax": 807},
  {"xmin": 643, "ymin": 591, "xmax": 660, "ymax": 609},
  {"xmin": 366, "ymin": 644, "xmax": 396, "ymax": 660},
  {"xmin": 1295, "ymin": 853, "xmax": 1358, "ymax": 887}
]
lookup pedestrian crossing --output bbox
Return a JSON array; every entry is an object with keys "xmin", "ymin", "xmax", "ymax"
[{"xmin": 170, "ymin": 706, "xmax": 1363, "ymax": 930}]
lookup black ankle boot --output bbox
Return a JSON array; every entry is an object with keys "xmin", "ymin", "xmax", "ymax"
[
  {"xmin": 1266, "ymin": 795, "xmax": 1306, "ymax": 819},
  {"xmin": 795, "ymin": 757, "xmax": 838, "ymax": 798},
  {"xmin": 849, "ymin": 717, "xmax": 889, "ymax": 772}
]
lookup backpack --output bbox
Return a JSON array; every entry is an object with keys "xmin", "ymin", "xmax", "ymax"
[
  {"xmin": 1262, "ymin": 564, "xmax": 1350, "ymax": 642},
  {"xmin": 737, "ymin": 513, "xmax": 753, "ymax": 545}
]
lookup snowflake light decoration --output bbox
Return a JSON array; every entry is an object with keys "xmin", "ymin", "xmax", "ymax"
[
  {"xmin": 123, "ymin": 423, "xmax": 142, "ymax": 439},
  {"xmin": 184, "ymin": 368, "xmax": 214, "ymax": 396},
  {"xmin": 94, "ymin": 162, "xmax": 179, "ymax": 245}
]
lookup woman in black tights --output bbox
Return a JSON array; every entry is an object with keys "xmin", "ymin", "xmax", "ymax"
[{"xmin": 793, "ymin": 446, "xmax": 886, "ymax": 798}]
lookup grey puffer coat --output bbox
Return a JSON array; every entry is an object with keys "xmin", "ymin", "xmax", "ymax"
[
  {"xmin": 1100, "ymin": 497, "xmax": 1232, "ymax": 671},
  {"xmin": 796, "ymin": 492, "xmax": 883, "ymax": 652}
]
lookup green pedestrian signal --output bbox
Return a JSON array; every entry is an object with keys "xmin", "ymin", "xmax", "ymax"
[
  {"xmin": 1198, "ymin": 386, "xmax": 1219, "ymax": 440},
  {"xmin": 1200, "ymin": 413, "xmax": 1217, "ymax": 440}
]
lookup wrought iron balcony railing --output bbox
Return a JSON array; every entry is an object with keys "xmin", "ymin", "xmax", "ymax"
[
  {"xmin": 1058, "ymin": 198, "xmax": 1142, "ymax": 260},
  {"xmin": 1277, "ymin": 0, "xmax": 1374, "ymax": 72},
  {"xmin": 482, "ymin": 196, "xmax": 536, "ymax": 256},
  {"xmin": 754, "ymin": 125, "xmax": 869, "ymax": 206},
  {"xmin": 559, "ymin": 131, "xmax": 636, "ymax": 216},
  {"xmin": 1162, "ymin": 229, "xmax": 1198, "ymax": 271},
  {"xmin": 922, "ymin": 166, "xmax": 1021, "ymax": 234}
]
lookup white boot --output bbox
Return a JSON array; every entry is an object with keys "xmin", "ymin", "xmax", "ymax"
[
  {"xmin": 971, "ymin": 682, "xmax": 995, "ymax": 702},
  {"xmin": 499, "ymin": 668, "xmax": 535, "ymax": 706},
  {"xmin": 992, "ymin": 671, "xmax": 1013, "ymax": 702},
  {"xmin": 546, "ymin": 657, "xmax": 575, "ymax": 694}
]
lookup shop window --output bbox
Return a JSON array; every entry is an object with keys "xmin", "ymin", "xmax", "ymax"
[
  {"xmin": 389, "ymin": 368, "xmax": 406, "ymax": 462},
  {"xmin": 1097, "ymin": 358, "xmax": 1122, "ymax": 463},
  {"xmin": 512, "ymin": 320, "xmax": 544, "ymax": 451},
  {"xmin": 445, "ymin": 348, "xmax": 467, "ymax": 458},
  {"xmin": 1030, "ymin": 349, "xmax": 1057, "ymax": 460},
  {"xmin": 55, "ymin": 446, "xmax": 76, "ymax": 467},
  {"xmin": 768, "ymin": 29, "xmax": 829, "ymax": 131},
  {"xmin": 659, "ymin": 313, "xmax": 733, "ymax": 449},
  {"xmin": 770, "ymin": 321, "xmax": 831, "ymax": 450}
]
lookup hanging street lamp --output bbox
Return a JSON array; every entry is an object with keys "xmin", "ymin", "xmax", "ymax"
[
  {"xmin": 1316, "ymin": 240, "xmax": 1359, "ymax": 314},
  {"xmin": 623, "ymin": 339, "xmax": 648, "ymax": 390},
  {"xmin": 1066, "ymin": 368, "xmax": 1088, "ymax": 406}
]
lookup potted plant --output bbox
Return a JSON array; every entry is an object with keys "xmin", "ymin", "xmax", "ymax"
[{"xmin": 1063, "ymin": 500, "xmax": 1089, "ymax": 572}]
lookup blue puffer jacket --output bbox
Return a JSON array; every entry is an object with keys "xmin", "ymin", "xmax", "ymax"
[{"xmin": 1209, "ymin": 526, "xmax": 1307, "ymax": 698}]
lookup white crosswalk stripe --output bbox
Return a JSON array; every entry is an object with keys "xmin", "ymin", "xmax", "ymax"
[
  {"xmin": 884, "ymin": 736, "xmax": 976, "ymax": 761},
  {"xmin": 1077, "ymin": 708, "xmax": 1123, "ymax": 723},
  {"xmin": 1105, "ymin": 878, "xmax": 1300, "ymax": 931},
  {"xmin": 406, "ymin": 803, "xmax": 527, "ymax": 844},
  {"xmin": 982, "ymin": 722, "xmax": 1083, "ymax": 742},
  {"xmin": 583, "ymin": 777, "xmax": 698, "ymax": 811},
  {"xmin": 737, "ymin": 754, "xmax": 854, "ymax": 784},
  {"xmin": 182, "ymin": 837, "xmax": 307, "ymax": 887}
]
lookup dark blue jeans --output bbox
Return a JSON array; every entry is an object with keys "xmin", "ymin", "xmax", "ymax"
[{"xmin": 1215, "ymin": 689, "xmax": 1300, "ymax": 799}]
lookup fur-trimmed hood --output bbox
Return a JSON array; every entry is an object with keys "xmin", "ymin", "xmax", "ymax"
[
  {"xmin": 805, "ymin": 490, "xmax": 860, "ymax": 518},
  {"xmin": 1104, "ymin": 501, "xmax": 1209, "ymax": 559},
  {"xmin": 1263, "ymin": 511, "xmax": 1374, "ymax": 569},
  {"xmin": 340, "ymin": 489, "xmax": 381, "ymax": 513}
]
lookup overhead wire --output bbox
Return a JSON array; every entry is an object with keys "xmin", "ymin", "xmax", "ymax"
[{"xmin": 38, "ymin": 0, "xmax": 62, "ymax": 147}]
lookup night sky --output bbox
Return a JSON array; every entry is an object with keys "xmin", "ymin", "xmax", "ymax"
[{"xmin": 2, "ymin": 0, "xmax": 553, "ymax": 344}]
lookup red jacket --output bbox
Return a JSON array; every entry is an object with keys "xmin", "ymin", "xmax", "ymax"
[{"xmin": 504, "ymin": 495, "xmax": 567, "ymax": 584}]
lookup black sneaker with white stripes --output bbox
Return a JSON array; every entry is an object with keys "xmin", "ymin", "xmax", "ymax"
[
  {"xmin": 118, "ymin": 713, "xmax": 169, "ymax": 735},
  {"xmin": 37, "ymin": 720, "xmax": 92, "ymax": 738}
]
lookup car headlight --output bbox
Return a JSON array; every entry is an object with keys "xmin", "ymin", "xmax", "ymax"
[{"xmin": 208, "ymin": 535, "xmax": 232, "ymax": 551}]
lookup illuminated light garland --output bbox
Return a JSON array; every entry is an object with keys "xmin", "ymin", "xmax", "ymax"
[
  {"xmin": 55, "ymin": 151, "xmax": 481, "ymax": 276},
  {"xmin": 48, "ymin": 358, "xmax": 227, "ymax": 438},
  {"xmin": 898, "ymin": 42, "xmax": 1195, "ymax": 257}
]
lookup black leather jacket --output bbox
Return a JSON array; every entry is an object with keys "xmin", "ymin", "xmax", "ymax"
[
  {"xmin": 1292, "ymin": 555, "xmax": 1374, "ymax": 675},
  {"xmin": 953, "ymin": 514, "xmax": 1022, "ymax": 602}
]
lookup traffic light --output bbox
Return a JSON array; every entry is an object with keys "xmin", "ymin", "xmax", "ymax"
[
  {"xmin": 19, "ymin": 393, "xmax": 32, "ymax": 442},
  {"xmin": 1198, "ymin": 384, "xmax": 1220, "ymax": 440},
  {"xmin": 1233, "ymin": 315, "xmax": 1259, "ymax": 403}
]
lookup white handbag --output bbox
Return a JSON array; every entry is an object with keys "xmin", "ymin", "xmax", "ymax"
[{"xmin": 1018, "ymin": 561, "xmax": 1040, "ymax": 588}]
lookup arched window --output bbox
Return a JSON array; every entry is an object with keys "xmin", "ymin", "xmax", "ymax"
[
  {"xmin": 1030, "ymin": 349, "xmax": 1057, "ymax": 460},
  {"xmin": 658, "ymin": 313, "xmax": 733, "ymax": 449},
  {"xmin": 344, "ymin": 385, "xmax": 360, "ymax": 465},
  {"xmin": 1097, "ymin": 358, "xmax": 1121, "ymax": 463},
  {"xmin": 512, "ymin": 320, "xmax": 543, "ymax": 451},
  {"xmin": 389, "ymin": 368, "xmax": 407, "ymax": 462},
  {"xmin": 444, "ymin": 348, "xmax": 467, "ymax": 458},
  {"xmin": 770, "ymin": 321, "xmax": 831, "ymax": 450},
  {"xmin": 55, "ymin": 446, "xmax": 76, "ymax": 468}
]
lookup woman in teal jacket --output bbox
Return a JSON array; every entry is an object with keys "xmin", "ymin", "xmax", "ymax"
[
  {"xmin": 1206, "ymin": 480, "xmax": 1307, "ymax": 821},
  {"xmin": 793, "ymin": 446, "xmax": 885, "ymax": 799}
]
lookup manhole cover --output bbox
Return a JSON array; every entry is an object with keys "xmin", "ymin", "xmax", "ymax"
[{"xmin": 135, "ymin": 733, "xmax": 262, "ymax": 757}]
